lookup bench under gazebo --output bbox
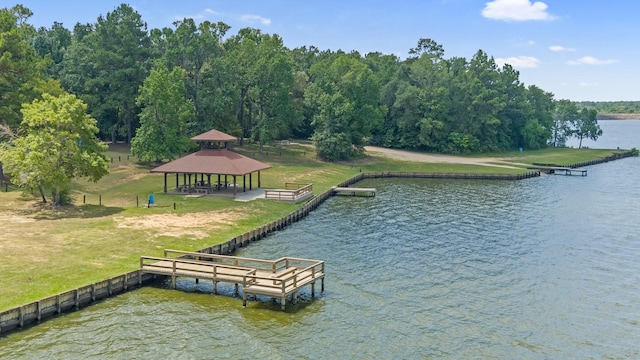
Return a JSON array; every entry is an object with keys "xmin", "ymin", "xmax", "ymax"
[{"xmin": 150, "ymin": 130, "xmax": 271, "ymax": 197}]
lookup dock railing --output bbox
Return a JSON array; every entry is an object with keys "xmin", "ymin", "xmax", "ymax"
[
  {"xmin": 140, "ymin": 255, "xmax": 259, "ymax": 286},
  {"xmin": 264, "ymin": 183, "xmax": 313, "ymax": 201},
  {"xmin": 163, "ymin": 249, "xmax": 294, "ymax": 274},
  {"xmin": 143, "ymin": 249, "xmax": 325, "ymax": 309}
]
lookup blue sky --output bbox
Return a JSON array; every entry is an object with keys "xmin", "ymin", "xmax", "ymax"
[{"xmin": 10, "ymin": 0, "xmax": 640, "ymax": 101}]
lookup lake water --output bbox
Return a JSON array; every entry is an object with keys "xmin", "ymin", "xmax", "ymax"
[
  {"xmin": 2, "ymin": 121, "xmax": 640, "ymax": 359},
  {"xmin": 566, "ymin": 119, "xmax": 640, "ymax": 149}
]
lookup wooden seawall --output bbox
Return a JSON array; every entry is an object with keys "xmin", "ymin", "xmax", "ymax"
[
  {"xmin": 0, "ymin": 271, "xmax": 156, "ymax": 334},
  {"xmin": 532, "ymin": 150, "xmax": 635, "ymax": 170}
]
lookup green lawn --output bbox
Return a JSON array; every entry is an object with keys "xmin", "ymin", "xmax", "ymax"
[{"xmin": 0, "ymin": 143, "xmax": 629, "ymax": 311}]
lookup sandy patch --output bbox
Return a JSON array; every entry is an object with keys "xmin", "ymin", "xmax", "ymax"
[
  {"xmin": 364, "ymin": 146, "xmax": 517, "ymax": 168},
  {"xmin": 0, "ymin": 214, "xmax": 35, "ymax": 223},
  {"xmin": 113, "ymin": 209, "xmax": 250, "ymax": 239},
  {"xmin": 126, "ymin": 172, "xmax": 148, "ymax": 181},
  {"xmin": 288, "ymin": 168, "xmax": 338, "ymax": 182}
]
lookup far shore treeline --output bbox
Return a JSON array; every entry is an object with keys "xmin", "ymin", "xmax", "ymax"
[{"xmin": 0, "ymin": 3, "xmax": 618, "ymax": 167}]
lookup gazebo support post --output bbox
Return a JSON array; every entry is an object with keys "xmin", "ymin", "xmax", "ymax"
[
  {"xmin": 249, "ymin": 173, "xmax": 253, "ymax": 190},
  {"xmin": 258, "ymin": 171, "xmax": 261, "ymax": 187},
  {"xmin": 243, "ymin": 175, "xmax": 246, "ymax": 193},
  {"xmin": 163, "ymin": 173, "xmax": 167, "ymax": 193},
  {"xmin": 233, "ymin": 175, "xmax": 237, "ymax": 195},
  {"xmin": 217, "ymin": 174, "xmax": 221, "ymax": 191},
  {"xmin": 175, "ymin": 173, "xmax": 179, "ymax": 191}
]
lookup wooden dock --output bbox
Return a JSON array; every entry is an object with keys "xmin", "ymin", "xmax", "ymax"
[
  {"xmin": 332, "ymin": 186, "xmax": 376, "ymax": 197},
  {"xmin": 140, "ymin": 249, "xmax": 325, "ymax": 310},
  {"xmin": 545, "ymin": 167, "xmax": 587, "ymax": 176}
]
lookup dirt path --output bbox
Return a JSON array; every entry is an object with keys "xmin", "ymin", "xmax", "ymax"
[{"xmin": 364, "ymin": 146, "xmax": 517, "ymax": 168}]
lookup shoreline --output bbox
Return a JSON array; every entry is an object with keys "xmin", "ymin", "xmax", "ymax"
[
  {"xmin": 2, "ymin": 150, "xmax": 636, "ymax": 335},
  {"xmin": 0, "ymin": 151, "xmax": 633, "ymax": 335},
  {"xmin": 596, "ymin": 114, "xmax": 640, "ymax": 120}
]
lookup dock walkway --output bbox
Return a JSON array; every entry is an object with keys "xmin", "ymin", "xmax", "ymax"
[
  {"xmin": 140, "ymin": 250, "xmax": 324, "ymax": 310},
  {"xmin": 332, "ymin": 186, "xmax": 376, "ymax": 197},
  {"xmin": 544, "ymin": 167, "xmax": 588, "ymax": 176}
]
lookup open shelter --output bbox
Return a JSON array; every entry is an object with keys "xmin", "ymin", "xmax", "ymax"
[{"xmin": 150, "ymin": 130, "xmax": 271, "ymax": 196}]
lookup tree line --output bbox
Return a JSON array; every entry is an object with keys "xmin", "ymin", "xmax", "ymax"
[
  {"xmin": 578, "ymin": 101, "xmax": 640, "ymax": 114},
  {"xmin": 0, "ymin": 4, "xmax": 604, "ymax": 204}
]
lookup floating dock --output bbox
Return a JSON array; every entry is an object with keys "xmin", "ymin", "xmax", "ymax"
[
  {"xmin": 332, "ymin": 186, "xmax": 376, "ymax": 197},
  {"xmin": 140, "ymin": 249, "xmax": 324, "ymax": 310}
]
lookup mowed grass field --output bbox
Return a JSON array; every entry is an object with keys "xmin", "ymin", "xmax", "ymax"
[{"xmin": 0, "ymin": 142, "xmax": 628, "ymax": 311}]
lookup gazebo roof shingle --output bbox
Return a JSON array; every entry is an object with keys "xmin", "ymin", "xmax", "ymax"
[
  {"xmin": 150, "ymin": 149, "xmax": 270, "ymax": 176},
  {"xmin": 190, "ymin": 129, "xmax": 237, "ymax": 142}
]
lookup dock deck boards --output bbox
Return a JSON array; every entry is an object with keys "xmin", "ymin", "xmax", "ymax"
[
  {"xmin": 546, "ymin": 167, "xmax": 588, "ymax": 176},
  {"xmin": 140, "ymin": 250, "xmax": 324, "ymax": 310},
  {"xmin": 332, "ymin": 186, "xmax": 377, "ymax": 196}
]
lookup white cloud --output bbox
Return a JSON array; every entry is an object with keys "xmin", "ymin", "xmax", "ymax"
[
  {"xmin": 549, "ymin": 45, "xmax": 575, "ymax": 52},
  {"xmin": 482, "ymin": 0, "xmax": 555, "ymax": 21},
  {"xmin": 240, "ymin": 14, "xmax": 272, "ymax": 25},
  {"xmin": 495, "ymin": 56, "xmax": 540, "ymax": 69},
  {"xmin": 567, "ymin": 56, "xmax": 619, "ymax": 65},
  {"xmin": 205, "ymin": 8, "xmax": 219, "ymax": 15},
  {"xmin": 579, "ymin": 81, "xmax": 598, "ymax": 87}
]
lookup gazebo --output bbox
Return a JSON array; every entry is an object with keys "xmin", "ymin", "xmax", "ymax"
[{"xmin": 150, "ymin": 129, "xmax": 271, "ymax": 196}]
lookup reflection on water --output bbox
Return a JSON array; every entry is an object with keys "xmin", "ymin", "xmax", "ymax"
[{"xmin": 3, "ymin": 157, "xmax": 640, "ymax": 359}]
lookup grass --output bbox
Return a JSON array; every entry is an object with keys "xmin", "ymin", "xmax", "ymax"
[
  {"xmin": 477, "ymin": 147, "xmax": 626, "ymax": 166},
  {"xmin": 0, "ymin": 142, "xmax": 629, "ymax": 311}
]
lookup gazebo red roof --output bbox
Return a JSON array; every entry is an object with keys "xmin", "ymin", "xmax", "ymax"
[
  {"xmin": 150, "ymin": 149, "xmax": 270, "ymax": 176},
  {"xmin": 190, "ymin": 129, "xmax": 237, "ymax": 142}
]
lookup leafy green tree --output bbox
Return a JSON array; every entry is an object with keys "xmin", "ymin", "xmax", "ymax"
[
  {"xmin": 222, "ymin": 28, "xmax": 262, "ymax": 144},
  {"xmin": 408, "ymin": 38, "xmax": 444, "ymax": 60},
  {"xmin": 573, "ymin": 108, "xmax": 602, "ymax": 148},
  {"xmin": 0, "ymin": 5, "xmax": 45, "ymax": 129},
  {"xmin": 131, "ymin": 63, "xmax": 194, "ymax": 162},
  {"xmin": 388, "ymin": 42, "xmax": 449, "ymax": 150},
  {"xmin": 462, "ymin": 50, "xmax": 506, "ymax": 151},
  {"xmin": 158, "ymin": 18, "xmax": 230, "ymax": 134},
  {"xmin": 222, "ymin": 29, "xmax": 301, "ymax": 148},
  {"xmin": 307, "ymin": 54, "xmax": 386, "ymax": 160},
  {"xmin": 0, "ymin": 93, "xmax": 108, "ymax": 206},
  {"xmin": 496, "ymin": 64, "xmax": 530, "ymax": 149},
  {"xmin": 60, "ymin": 4, "xmax": 150, "ymax": 143},
  {"xmin": 29, "ymin": 21, "xmax": 71, "ymax": 77},
  {"xmin": 550, "ymin": 99, "xmax": 578, "ymax": 147},
  {"xmin": 522, "ymin": 85, "xmax": 554, "ymax": 149},
  {"xmin": 250, "ymin": 33, "xmax": 300, "ymax": 150}
]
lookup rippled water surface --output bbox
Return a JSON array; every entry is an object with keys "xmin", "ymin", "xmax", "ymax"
[{"xmin": 2, "ymin": 124, "xmax": 640, "ymax": 359}]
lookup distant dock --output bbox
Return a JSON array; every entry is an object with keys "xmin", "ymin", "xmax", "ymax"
[
  {"xmin": 331, "ymin": 186, "xmax": 376, "ymax": 197},
  {"xmin": 546, "ymin": 167, "xmax": 587, "ymax": 176}
]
